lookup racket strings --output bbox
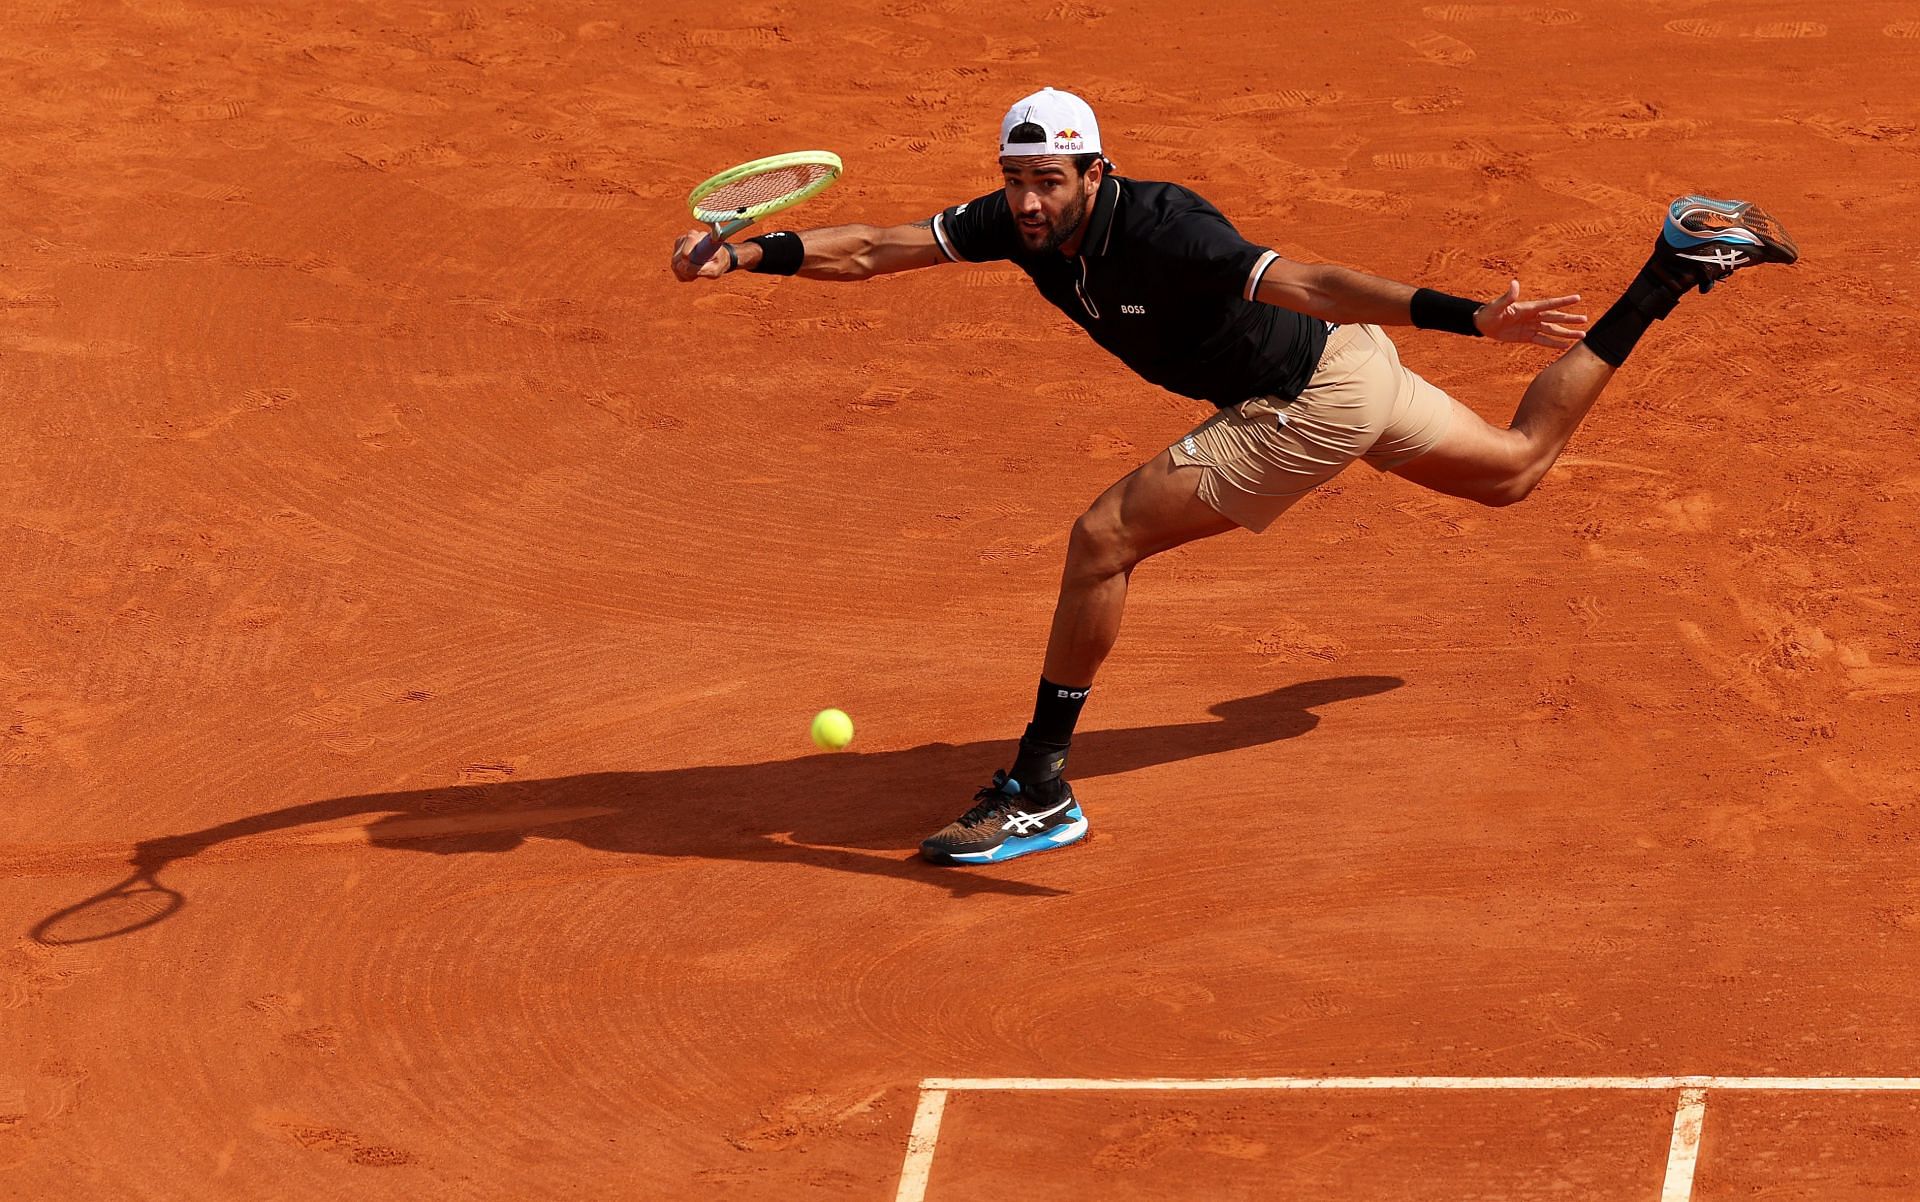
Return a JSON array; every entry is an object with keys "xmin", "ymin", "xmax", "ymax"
[{"xmin": 701, "ymin": 163, "xmax": 834, "ymax": 215}]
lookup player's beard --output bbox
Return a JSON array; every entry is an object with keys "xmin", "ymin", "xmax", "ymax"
[{"xmin": 1024, "ymin": 188, "xmax": 1091, "ymax": 253}]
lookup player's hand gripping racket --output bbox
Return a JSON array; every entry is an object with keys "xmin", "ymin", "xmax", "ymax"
[{"xmin": 680, "ymin": 150, "xmax": 842, "ymax": 274}]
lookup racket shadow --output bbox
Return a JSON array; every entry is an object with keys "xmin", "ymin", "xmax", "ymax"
[
  {"xmin": 31, "ymin": 869, "xmax": 184, "ymax": 946},
  {"xmin": 31, "ymin": 676, "xmax": 1401, "ymax": 941}
]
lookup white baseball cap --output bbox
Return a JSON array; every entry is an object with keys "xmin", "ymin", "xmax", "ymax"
[{"xmin": 998, "ymin": 87, "xmax": 1101, "ymax": 158}]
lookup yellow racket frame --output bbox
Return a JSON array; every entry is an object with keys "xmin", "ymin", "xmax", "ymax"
[{"xmin": 686, "ymin": 150, "xmax": 843, "ymax": 267}]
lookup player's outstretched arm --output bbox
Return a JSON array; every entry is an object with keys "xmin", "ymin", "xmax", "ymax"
[
  {"xmin": 1252, "ymin": 258, "xmax": 1588, "ymax": 347},
  {"xmin": 670, "ymin": 221, "xmax": 947, "ymax": 283}
]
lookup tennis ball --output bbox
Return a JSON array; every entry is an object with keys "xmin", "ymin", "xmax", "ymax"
[{"xmin": 810, "ymin": 708, "xmax": 853, "ymax": 750}]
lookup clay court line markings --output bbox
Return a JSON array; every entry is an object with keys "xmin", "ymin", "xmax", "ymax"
[
  {"xmin": 894, "ymin": 1076, "xmax": 1920, "ymax": 1202},
  {"xmin": 917, "ymin": 1075, "xmax": 1920, "ymax": 1090},
  {"xmin": 1659, "ymin": 1087, "xmax": 1707, "ymax": 1202},
  {"xmin": 895, "ymin": 1087, "xmax": 948, "ymax": 1202}
]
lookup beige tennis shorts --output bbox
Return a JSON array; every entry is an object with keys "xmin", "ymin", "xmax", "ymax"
[{"xmin": 1168, "ymin": 323, "xmax": 1457, "ymax": 533}]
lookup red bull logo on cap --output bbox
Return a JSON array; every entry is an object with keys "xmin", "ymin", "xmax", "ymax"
[{"xmin": 999, "ymin": 88, "xmax": 1101, "ymax": 157}]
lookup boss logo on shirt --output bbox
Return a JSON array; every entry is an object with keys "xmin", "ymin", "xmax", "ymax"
[{"xmin": 939, "ymin": 177, "xmax": 1319, "ymax": 406}]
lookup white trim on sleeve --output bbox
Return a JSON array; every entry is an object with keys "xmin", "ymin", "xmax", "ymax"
[
  {"xmin": 932, "ymin": 212, "xmax": 963, "ymax": 263},
  {"xmin": 1243, "ymin": 250, "xmax": 1279, "ymax": 302}
]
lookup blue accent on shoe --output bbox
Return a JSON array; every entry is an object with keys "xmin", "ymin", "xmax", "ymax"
[
  {"xmin": 1650, "ymin": 194, "xmax": 1798, "ymax": 296},
  {"xmin": 945, "ymin": 804, "xmax": 1088, "ymax": 864},
  {"xmin": 1662, "ymin": 195, "xmax": 1764, "ymax": 250}
]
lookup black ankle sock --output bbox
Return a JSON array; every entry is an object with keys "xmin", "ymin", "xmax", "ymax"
[
  {"xmin": 1583, "ymin": 249, "xmax": 1690, "ymax": 368},
  {"xmin": 1009, "ymin": 677, "xmax": 1090, "ymax": 785}
]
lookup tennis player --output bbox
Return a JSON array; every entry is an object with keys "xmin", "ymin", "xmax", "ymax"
[{"xmin": 670, "ymin": 87, "xmax": 1798, "ymax": 867}]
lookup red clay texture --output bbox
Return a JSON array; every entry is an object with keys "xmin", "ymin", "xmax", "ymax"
[{"xmin": 3, "ymin": 1, "xmax": 1917, "ymax": 1199}]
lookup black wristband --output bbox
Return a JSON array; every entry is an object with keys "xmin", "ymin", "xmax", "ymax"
[
  {"xmin": 1410, "ymin": 287, "xmax": 1483, "ymax": 337},
  {"xmin": 720, "ymin": 242, "xmax": 739, "ymax": 273},
  {"xmin": 746, "ymin": 231, "xmax": 804, "ymax": 276}
]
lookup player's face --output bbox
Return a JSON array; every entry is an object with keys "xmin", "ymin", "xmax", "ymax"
[{"xmin": 1001, "ymin": 156, "xmax": 1101, "ymax": 253}]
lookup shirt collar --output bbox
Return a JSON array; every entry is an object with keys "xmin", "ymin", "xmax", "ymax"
[{"xmin": 1078, "ymin": 174, "xmax": 1120, "ymax": 257}]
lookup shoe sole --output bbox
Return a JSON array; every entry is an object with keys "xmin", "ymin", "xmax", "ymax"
[
  {"xmin": 1663, "ymin": 195, "xmax": 1800, "ymax": 266},
  {"xmin": 921, "ymin": 810, "xmax": 1089, "ymax": 866}
]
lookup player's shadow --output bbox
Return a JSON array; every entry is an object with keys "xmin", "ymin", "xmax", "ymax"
[{"xmin": 42, "ymin": 676, "xmax": 1401, "ymax": 940}]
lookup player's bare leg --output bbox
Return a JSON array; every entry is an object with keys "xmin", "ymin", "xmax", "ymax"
[
  {"xmin": 919, "ymin": 450, "xmax": 1233, "ymax": 865},
  {"xmin": 1390, "ymin": 342, "xmax": 1616, "ymax": 506},
  {"xmin": 1043, "ymin": 448, "xmax": 1236, "ymax": 687},
  {"xmin": 1396, "ymin": 195, "xmax": 1799, "ymax": 507}
]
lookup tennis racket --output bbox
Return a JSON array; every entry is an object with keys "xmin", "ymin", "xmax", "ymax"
[{"xmin": 685, "ymin": 150, "xmax": 843, "ymax": 269}]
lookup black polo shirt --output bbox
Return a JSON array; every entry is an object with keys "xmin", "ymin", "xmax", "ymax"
[{"xmin": 930, "ymin": 175, "xmax": 1327, "ymax": 406}]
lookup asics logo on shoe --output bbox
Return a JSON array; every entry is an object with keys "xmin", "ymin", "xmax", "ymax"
[
  {"xmin": 1002, "ymin": 797, "xmax": 1073, "ymax": 834},
  {"xmin": 1676, "ymin": 246, "xmax": 1752, "ymax": 269}
]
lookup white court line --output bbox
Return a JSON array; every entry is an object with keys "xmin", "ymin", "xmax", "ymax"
[
  {"xmin": 892, "ymin": 1088, "xmax": 947, "ymax": 1202},
  {"xmin": 921, "ymin": 1075, "xmax": 1920, "ymax": 1092},
  {"xmin": 894, "ymin": 1077, "xmax": 1920, "ymax": 1202},
  {"xmin": 1659, "ymin": 1088, "xmax": 1708, "ymax": 1202}
]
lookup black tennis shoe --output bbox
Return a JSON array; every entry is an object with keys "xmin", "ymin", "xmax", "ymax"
[
  {"xmin": 920, "ymin": 771, "xmax": 1088, "ymax": 866},
  {"xmin": 1651, "ymin": 195, "xmax": 1799, "ymax": 295}
]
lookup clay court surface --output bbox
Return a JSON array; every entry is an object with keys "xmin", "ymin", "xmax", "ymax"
[{"xmin": 3, "ymin": 0, "xmax": 1918, "ymax": 1198}]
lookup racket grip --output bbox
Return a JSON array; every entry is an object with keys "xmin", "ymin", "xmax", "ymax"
[{"xmin": 688, "ymin": 233, "xmax": 723, "ymax": 269}]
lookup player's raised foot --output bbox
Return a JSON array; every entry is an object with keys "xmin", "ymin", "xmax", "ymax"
[
  {"xmin": 919, "ymin": 771, "xmax": 1088, "ymax": 866},
  {"xmin": 1652, "ymin": 195, "xmax": 1800, "ymax": 295}
]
